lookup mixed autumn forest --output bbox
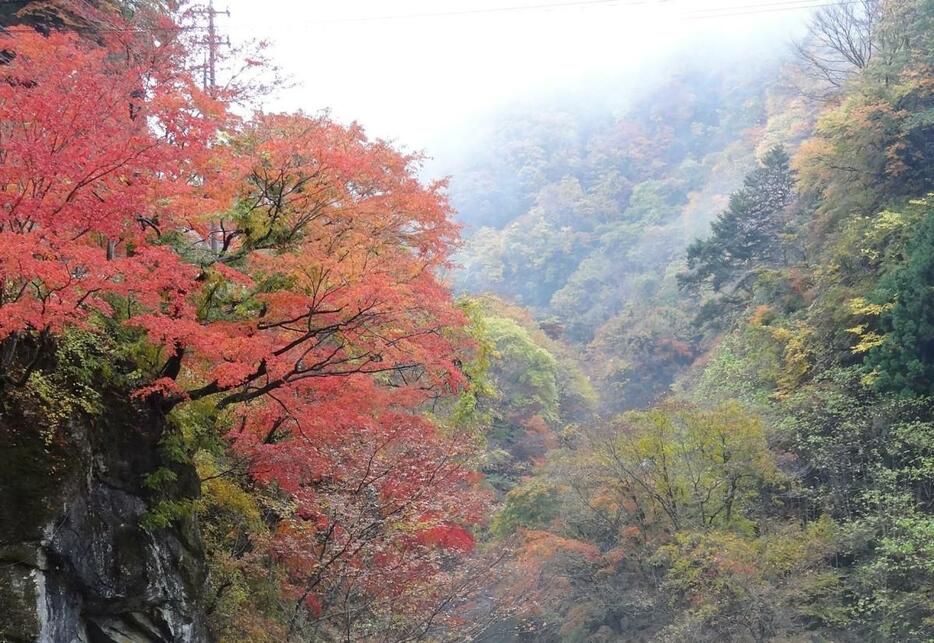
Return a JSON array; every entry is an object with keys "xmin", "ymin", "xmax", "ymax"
[{"xmin": 0, "ymin": 0, "xmax": 933, "ymax": 641}]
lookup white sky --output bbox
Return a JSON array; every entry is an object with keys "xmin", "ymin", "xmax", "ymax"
[{"xmin": 222, "ymin": 0, "xmax": 814, "ymax": 159}]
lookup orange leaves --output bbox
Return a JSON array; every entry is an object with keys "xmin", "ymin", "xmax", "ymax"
[
  {"xmin": 0, "ymin": 30, "xmax": 220, "ymax": 343},
  {"xmin": 518, "ymin": 530, "xmax": 601, "ymax": 565},
  {"xmin": 749, "ymin": 304, "xmax": 774, "ymax": 326},
  {"xmin": 416, "ymin": 523, "xmax": 476, "ymax": 552},
  {"xmin": 233, "ymin": 112, "xmax": 458, "ymax": 262},
  {"xmin": 0, "ymin": 30, "xmax": 468, "ymax": 409},
  {"xmin": 162, "ymin": 111, "xmax": 472, "ymax": 411},
  {"xmin": 0, "ymin": 24, "xmax": 484, "ymax": 631},
  {"xmin": 0, "ymin": 31, "xmax": 213, "ymax": 237}
]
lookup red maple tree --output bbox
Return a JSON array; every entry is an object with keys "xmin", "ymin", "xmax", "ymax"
[{"xmin": 0, "ymin": 16, "xmax": 486, "ymax": 634}]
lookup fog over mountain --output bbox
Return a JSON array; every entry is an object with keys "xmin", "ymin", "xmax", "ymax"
[{"xmin": 224, "ymin": 0, "xmax": 812, "ymax": 157}]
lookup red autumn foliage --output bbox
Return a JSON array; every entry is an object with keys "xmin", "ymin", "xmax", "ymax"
[
  {"xmin": 0, "ymin": 29, "xmax": 220, "ymax": 341},
  {"xmin": 0, "ymin": 20, "xmax": 485, "ymax": 630}
]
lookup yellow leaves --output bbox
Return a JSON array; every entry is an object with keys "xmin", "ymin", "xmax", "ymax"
[
  {"xmin": 806, "ymin": 513, "xmax": 840, "ymax": 545},
  {"xmin": 856, "ymin": 207, "xmax": 924, "ymax": 263},
  {"xmin": 196, "ymin": 452, "xmax": 263, "ymax": 531},
  {"xmin": 870, "ymin": 209, "xmax": 912, "ymax": 237},
  {"xmin": 202, "ymin": 476, "xmax": 263, "ymax": 528},
  {"xmin": 847, "ymin": 325, "xmax": 887, "ymax": 355},
  {"xmin": 792, "ymin": 137, "xmax": 836, "ymax": 195},
  {"xmin": 846, "ymin": 297, "xmax": 894, "ymax": 355},
  {"xmin": 760, "ymin": 516, "xmax": 839, "ymax": 577},
  {"xmin": 607, "ymin": 402, "xmax": 779, "ymax": 531},
  {"xmin": 860, "ymin": 368, "xmax": 881, "ymax": 388},
  {"xmin": 748, "ymin": 317, "xmax": 814, "ymax": 397},
  {"xmin": 776, "ymin": 326, "xmax": 814, "ymax": 395},
  {"xmin": 909, "ymin": 194, "xmax": 934, "ymax": 208},
  {"xmin": 791, "ymin": 87, "xmax": 926, "ymax": 229}
]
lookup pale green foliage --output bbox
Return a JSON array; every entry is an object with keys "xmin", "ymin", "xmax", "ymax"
[
  {"xmin": 491, "ymin": 478, "xmax": 562, "ymax": 537},
  {"xmin": 485, "ymin": 315, "xmax": 560, "ymax": 423},
  {"xmin": 654, "ymin": 517, "xmax": 844, "ymax": 639},
  {"xmin": 606, "ymin": 402, "xmax": 778, "ymax": 532},
  {"xmin": 444, "ymin": 298, "xmax": 498, "ymax": 432}
]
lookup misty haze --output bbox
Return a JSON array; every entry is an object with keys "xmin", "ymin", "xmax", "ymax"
[{"xmin": 0, "ymin": 1, "xmax": 932, "ymax": 641}]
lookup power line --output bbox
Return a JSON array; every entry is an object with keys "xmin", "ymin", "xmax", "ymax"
[
  {"xmin": 683, "ymin": 0, "xmax": 857, "ymax": 19},
  {"xmin": 686, "ymin": 0, "xmax": 849, "ymax": 11},
  {"xmin": 0, "ymin": 0, "xmax": 857, "ymax": 33},
  {"xmin": 312, "ymin": 0, "xmax": 672, "ymax": 24},
  {"xmin": 303, "ymin": 0, "xmax": 854, "ymax": 24}
]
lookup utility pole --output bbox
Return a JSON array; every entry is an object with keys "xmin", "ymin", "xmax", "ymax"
[
  {"xmin": 206, "ymin": 0, "xmax": 217, "ymax": 90},
  {"xmin": 195, "ymin": 0, "xmax": 230, "ymax": 95},
  {"xmin": 194, "ymin": 1, "xmax": 229, "ymax": 254}
]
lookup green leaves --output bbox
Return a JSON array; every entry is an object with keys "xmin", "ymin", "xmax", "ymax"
[
  {"xmin": 867, "ymin": 198, "xmax": 934, "ymax": 395},
  {"xmin": 678, "ymin": 145, "xmax": 796, "ymax": 303},
  {"xmin": 491, "ymin": 478, "xmax": 562, "ymax": 538}
]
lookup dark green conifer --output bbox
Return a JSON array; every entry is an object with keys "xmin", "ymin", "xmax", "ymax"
[
  {"xmin": 679, "ymin": 145, "xmax": 796, "ymax": 294},
  {"xmin": 868, "ymin": 207, "xmax": 934, "ymax": 395}
]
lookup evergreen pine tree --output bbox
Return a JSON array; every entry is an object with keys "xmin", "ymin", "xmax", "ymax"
[
  {"xmin": 868, "ymin": 207, "xmax": 934, "ymax": 395},
  {"xmin": 679, "ymin": 145, "xmax": 796, "ymax": 294}
]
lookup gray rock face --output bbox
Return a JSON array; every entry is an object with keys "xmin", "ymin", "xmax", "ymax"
[{"xmin": 0, "ymin": 394, "xmax": 210, "ymax": 642}]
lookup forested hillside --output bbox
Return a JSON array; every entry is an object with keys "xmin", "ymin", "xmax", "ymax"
[
  {"xmin": 0, "ymin": 1, "xmax": 932, "ymax": 642},
  {"xmin": 448, "ymin": 48, "xmax": 816, "ymax": 413},
  {"xmin": 453, "ymin": 1, "xmax": 934, "ymax": 639}
]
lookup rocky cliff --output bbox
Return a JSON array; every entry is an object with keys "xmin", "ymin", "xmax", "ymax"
[{"xmin": 0, "ymin": 390, "xmax": 210, "ymax": 642}]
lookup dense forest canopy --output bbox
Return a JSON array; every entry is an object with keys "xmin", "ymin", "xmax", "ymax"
[
  {"xmin": 449, "ymin": 0, "xmax": 934, "ymax": 639},
  {"xmin": 0, "ymin": 0, "xmax": 933, "ymax": 641}
]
